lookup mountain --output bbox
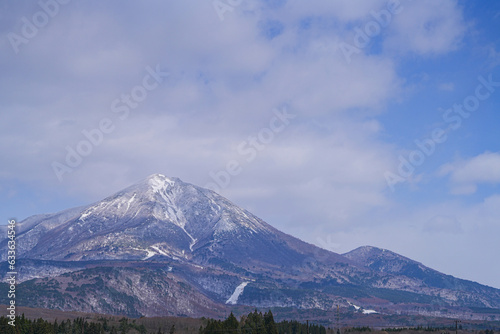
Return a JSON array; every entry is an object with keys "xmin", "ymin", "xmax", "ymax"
[
  {"xmin": 344, "ymin": 246, "xmax": 500, "ymax": 310},
  {"xmin": 1, "ymin": 174, "xmax": 499, "ymax": 320},
  {"xmin": 4, "ymin": 174, "xmax": 349, "ymax": 272},
  {"xmin": 344, "ymin": 246, "xmax": 456, "ymax": 282}
]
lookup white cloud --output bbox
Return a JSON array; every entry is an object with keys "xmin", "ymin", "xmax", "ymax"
[
  {"xmin": 276, "ymin": 0, "xmax": 388, "ymax": 23},
  {"xmin": 0, "ymin": 1, "xmax": 403, "ymax": 190},
  {"xmin": 385, "ymin": 0, "xmax": 466, "ymax": 55},
  {"xmin": 440, "ymin": 152, "xmax": 500, "ymax": 194}
]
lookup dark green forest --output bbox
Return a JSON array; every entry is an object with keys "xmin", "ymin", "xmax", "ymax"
[
  {"xmin": 0, "ymin": 310, "xmax": 326, "ymax": 334},
  {"xmin": 2, "ymin": 312, "xmax": 498, "ymax": 334},
  {"xmin": 200, "ymin": 310, "xmax": 326, "ymax": 334},
  {"xmin": 0, "ymin": 315, "xmax": 152, "ymax": 334}
]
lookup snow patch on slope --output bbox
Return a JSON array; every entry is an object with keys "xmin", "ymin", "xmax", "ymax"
[
  {"xmin": 151, "ymin": 245, "xmax": 169, "ymax": 256},
  {"xmin": 148, "ymin": 174, "xmax": 198, "ymax": 251},
  {"xmin": 79, "ymin": 212, "xmax": 91, "ymax": 221},
  {"xmin": 135, "ymin": 244, "xmax": 173, "ymax": 260},
  {"xmin": 348, "ymin": 301, "xmax": 378, "ymax": 314},
  {"xmin": 226, "ymin": 282, "xmax": 249, "ymax": 305},
  {"xmin": 126, "ymin": 193, "xmax": 136, "ymax": 212},
  {"xmin": 142, "ymin": 249, "xmax": 157, "ymax": 260}
]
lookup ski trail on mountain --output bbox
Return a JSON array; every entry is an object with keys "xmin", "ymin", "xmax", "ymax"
[{"xmin": 226, "ymin": 282, "xmax": 248, "ymax": 305}]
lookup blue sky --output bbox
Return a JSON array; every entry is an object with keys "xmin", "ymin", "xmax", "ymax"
[{"xmin": 1, "ymin": 0, "xmax": 500, "ymax": 288}]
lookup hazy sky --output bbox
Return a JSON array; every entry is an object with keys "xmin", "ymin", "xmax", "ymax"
[{"xmin": 1, "ymin": 1, "xmax": 500, "ymax": 288}]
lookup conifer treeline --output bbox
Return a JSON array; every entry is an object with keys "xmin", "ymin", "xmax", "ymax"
[
  {"xmin": 0, "ymin": 315, "xmax": 160, "ymax": 334},
  {"xmin": 0, "ymin": 311, "xmax": 326, "ymax": 334},
  {"xmin": 200, "ymin": 310, "xmax": 327, "ymax": 334}
]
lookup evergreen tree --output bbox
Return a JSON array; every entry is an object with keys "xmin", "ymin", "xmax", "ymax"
[
  {"xmin": 223, "ymin": 312, "xmax": 240, "ymax": 333},
  {"xmin": 102, "ymin": 318, "xmax": 109, "ymax": 332},
  {"xmin": 119, "ymin": 317, "xmax": 129, "ymax": 334},
  {"xmin": 264, "ymin": 310, "xmax": 278, "ymax": 334},
  {"xmin": 110, "ymin": 325, "xmax": 119, "ymax": 334}
]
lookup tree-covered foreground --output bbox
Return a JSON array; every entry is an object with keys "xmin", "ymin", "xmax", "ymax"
[
  {"xmin": 200, "ymin": 310, "xmax": 325, "ymax": 334},
  {"xmin": 2, "ymin": 311, "xmax": 498, "ymax": 334},
  {"xmin": 0, "ymin": 310, "xmax": 326, "ymax": 334}
]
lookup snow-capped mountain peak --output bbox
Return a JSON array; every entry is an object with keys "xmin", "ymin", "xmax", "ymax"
[
  {"xmin": 7, "ymin": 174, "xmax": 291, "ymax": 264},
  {"xmin": 148, "ymin": 173, "xmax": 176, "ymax": 193}
]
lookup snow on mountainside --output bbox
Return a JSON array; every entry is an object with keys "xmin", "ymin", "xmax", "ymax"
[{"xmin": 226, "ymin": 282, "xmax": 249, "ymax": 305}]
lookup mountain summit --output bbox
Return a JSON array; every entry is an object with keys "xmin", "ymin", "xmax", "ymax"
[
  {"xmin": 1, "ymin": 174, "xmax": 500, "ymax": 320},
  {"xmin": 10, "ymin": 174, "xmax": 345, "ymax": 271}
]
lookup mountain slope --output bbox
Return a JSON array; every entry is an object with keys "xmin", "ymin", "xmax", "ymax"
[{"xmin": 344, "ymin": 246, "xmax": 500, "ymax": 308}]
